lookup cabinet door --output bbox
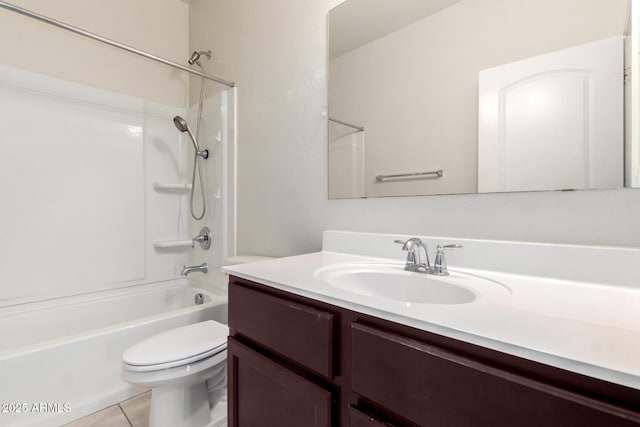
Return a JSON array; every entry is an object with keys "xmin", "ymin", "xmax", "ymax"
[
  {"xmin": 351, "ymin": 323, "xmax": 640, "ymax": 427},
  {"xmin": 228, "ymin": 337, "xmax": 332, "ymax": 427}
]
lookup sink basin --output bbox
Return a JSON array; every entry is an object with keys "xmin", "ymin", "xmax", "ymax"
[{"xmin": 314, "ymin": 263, "xmax": 509, "ymax": 305}]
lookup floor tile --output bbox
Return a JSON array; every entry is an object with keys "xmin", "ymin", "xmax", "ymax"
[
  {"xmin": 62, "ymin": 405, "xmax": 131, "ymax": 427},
  {"xmin": 119, "ymin": 391, "xmax": 151, "ymax": 427}
]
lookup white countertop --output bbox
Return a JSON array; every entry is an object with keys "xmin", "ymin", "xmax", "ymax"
[{"xmin": 223, "ymin": 231, "xmax": 640, "ymax": 390}]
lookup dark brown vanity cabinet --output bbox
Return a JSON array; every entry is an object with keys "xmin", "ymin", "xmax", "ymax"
[
  {"xmin": 350, "ymin": 323, "xmax": 640, "ymax": 426},
  {"xmin": 228, "ymin": 276, "xmax": 640, "ymax": 427},
  {"xmin": 227, "ymin": 338, "xmax": 332, "ymax": 427},
  {"xmin": 228, "ymin": 279, "xmax": 336, "ymax": 427}
]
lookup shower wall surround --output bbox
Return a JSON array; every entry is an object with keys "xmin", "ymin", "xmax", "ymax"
[
  {"xmin": 0, "ymin": 64, "xmax": 190, "ymax": 307},
  {"xmin": 0, "ymin": 0, "xmax": 236, "ymax": 307},
  {"xmin": 186, "ymin": 90, "xmax": 237, "ymax": 291}
]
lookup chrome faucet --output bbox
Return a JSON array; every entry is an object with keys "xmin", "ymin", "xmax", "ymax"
[
  {"xmin": 395, "ymin": 238, "xmax": 430, "ymax": 273},
  {"xmin": 432, "ymin": 244, "xmax": 463, "ymax": 276},
  {"xmin": 181, "ymin": 262, "xmax": 208, "ymax": 276},
  {"xmin": 192, "ymin": 227, "xmax": 212, "ymax": 250},
  {"xmin": 395, "ymin": 239, "xmax": 462, "ymax": 275}
]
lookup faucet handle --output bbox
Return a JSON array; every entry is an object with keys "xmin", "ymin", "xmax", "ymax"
[
  {"xmin": 192, "ymin": 227, "xmax": 212, "ymax": 250},
  {"xmin": 394, "ymin": 239, "xmax": 415, "ymax": 266},
  {"xmin": 442, "ymin": 244, "xmax": 463, "ymax": 250},
  {"xmin": 394, "ymin": 239, "xmax": 422, "ymax": 250},
  {"xmin": 394, "ymin": 239, "xmax": 416, "ymax": 250},
  {"xmin": 432, "ymin": 244, "xmax": 462, "ymax": 276}
]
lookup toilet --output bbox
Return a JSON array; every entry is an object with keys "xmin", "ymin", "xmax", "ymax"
[{"xmin": 122, "ymin": 320, "xmax": 229, "ymax": 427}]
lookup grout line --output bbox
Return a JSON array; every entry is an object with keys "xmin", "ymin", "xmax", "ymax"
[{"xmin": 119, "ymin": 403, "xmax": 134, "ymax": 427}]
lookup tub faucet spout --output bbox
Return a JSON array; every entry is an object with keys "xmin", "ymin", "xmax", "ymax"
[{"xmin": 181, "ymin": 262, "xmax": 208, "ymax": 276}]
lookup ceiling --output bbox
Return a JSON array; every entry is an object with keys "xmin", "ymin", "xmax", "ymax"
[{"xmin": 329, "ymin": 0, "xmax": 463, "ymax": 59}]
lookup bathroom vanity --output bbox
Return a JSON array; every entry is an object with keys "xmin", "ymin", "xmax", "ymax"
[{"xmin": 223, "ymin": 231, "xmax": 640, "ymax": 426}]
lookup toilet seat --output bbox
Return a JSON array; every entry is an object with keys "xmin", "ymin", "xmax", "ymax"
[
  {"xmin": 121, "ymin": 320, "xmax": 229, "ymax": 427},
  {"xmin": 123, "ymin": 320, "xmax": 228, "ymax": 372}
]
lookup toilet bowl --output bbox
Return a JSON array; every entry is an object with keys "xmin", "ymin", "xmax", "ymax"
[{"xmin": 122, "ymin": 320, "xmax": 228, "ymax": 427}]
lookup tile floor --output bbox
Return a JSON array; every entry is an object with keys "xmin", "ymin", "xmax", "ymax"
[
  {"xmin": 61, "ymin": 392, "xmax": 227, "ymax": 427},
  {"xmin": 63, "ymin": 392, "xmax": 150, "ymax": 427}
]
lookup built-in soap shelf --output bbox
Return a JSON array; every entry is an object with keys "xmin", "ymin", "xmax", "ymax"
[
  {"xmin": 153, "ymin": 240, "xmax": 193, "ymax": 249},
  {"xmin": 152, "ymin": 182, "xmax": 192, "ymax": 193},
  {"xmin": 153, "ymin": 227, "xmax": 212, "ymax": 251}
]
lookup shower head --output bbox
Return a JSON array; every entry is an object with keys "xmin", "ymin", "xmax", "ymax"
[
  {"xmin": 188, "ymin": 51, "xmax": 201, "ymax": 66},
  {"xmin": 173, "ymin": 115, "xmax": 205, "ymax": 156},
  {"xmin": 188, "ymin": 50, "xmax": 212, "ymax": 66},
  {"xmin": 173, "ymin": 116, "xmax": 190, "ymax": 133}
]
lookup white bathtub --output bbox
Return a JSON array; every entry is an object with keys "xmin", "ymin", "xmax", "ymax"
[{"xmin": 0, "ymin": 280, "xmax": 227, "ymax": 427}]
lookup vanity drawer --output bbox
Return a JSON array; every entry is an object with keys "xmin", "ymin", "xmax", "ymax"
[
  {"xmin": 229, "ymin": 281, "xmax": 335, "ymax": 379},
  {"xmin": 350, "ymin": 322, "xmax": 640, "ymax": 427}
]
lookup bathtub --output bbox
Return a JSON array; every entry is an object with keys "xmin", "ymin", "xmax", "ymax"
[{"xmin": 0, "ymin": 280, "xmax": 227, "ymax": 427}]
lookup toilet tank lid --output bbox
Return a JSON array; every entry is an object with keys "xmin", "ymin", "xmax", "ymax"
[{"xmin": 123, "ymin": 320, "xmax": 228, "ymax": 366}]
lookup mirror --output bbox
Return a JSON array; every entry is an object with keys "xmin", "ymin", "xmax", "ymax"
[{"xmin": 328, "ymin": 0, "xmax": 637, "ymax": 199}]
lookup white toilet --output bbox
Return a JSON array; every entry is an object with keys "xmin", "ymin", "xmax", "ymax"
[{"xmin": 122, "ymin": 320, "xmax": 229, "ymax": 427}]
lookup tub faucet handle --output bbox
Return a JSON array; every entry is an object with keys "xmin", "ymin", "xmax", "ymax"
[{"xmin": 192, "ymin": 227, "xmax": 212, "ymax": 250}]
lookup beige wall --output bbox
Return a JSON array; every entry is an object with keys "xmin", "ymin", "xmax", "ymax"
[
  {"xmin": 191, "ymin": 0, "xmax": 640, "ymax": 256},
  {"xmin": 0, "ymin": 0, "xmax": 190, "ymax": 106}
]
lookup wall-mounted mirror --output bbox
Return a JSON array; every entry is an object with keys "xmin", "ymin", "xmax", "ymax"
[{"xmin": 328, "ymin": 0, "xmax": 638, "ymax": 199}]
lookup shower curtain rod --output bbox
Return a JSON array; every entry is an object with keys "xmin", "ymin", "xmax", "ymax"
[{"xmin": 0, "ymin": 1, "xmax": 235, "ymax": 88}]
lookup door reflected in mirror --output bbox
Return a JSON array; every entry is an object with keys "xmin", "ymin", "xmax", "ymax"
[{"xmin": 328, "ymin": 0, "xmax": 637, "ymax": 199}]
